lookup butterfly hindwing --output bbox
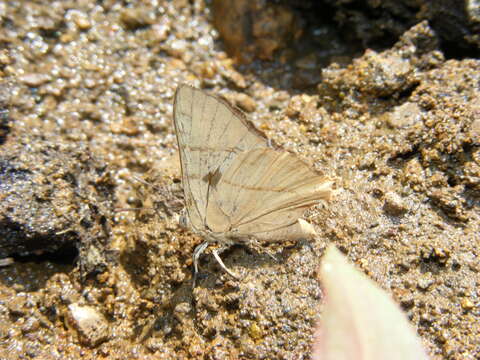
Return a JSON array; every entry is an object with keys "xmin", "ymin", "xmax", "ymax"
[{"xmin": 207, "ymin": 148, "xmax": 333, "ymax": 236}]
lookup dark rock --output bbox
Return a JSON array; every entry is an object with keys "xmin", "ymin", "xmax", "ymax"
[
  {"xmin": 321, "ymin": 22, "xmax": 440, "ymax": 102},
  {"xmin": 0, "ymin": 135, "xmax": 115, "ymax": 276},
  {"xmin": 322, "ymin": 0, "xmax": 480, "ymax": 54},
  {"xmin": 0, "ymin": 81, "xmax": 12, "ymax": 144},
  {"xmin": 212, "ymin": 0, "xmax": 302, "ymax": 63}
]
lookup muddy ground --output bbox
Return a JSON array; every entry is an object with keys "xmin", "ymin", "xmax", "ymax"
[{"xmin": 0, "ymin": 1, "xmax": 479, "ymax": 359}]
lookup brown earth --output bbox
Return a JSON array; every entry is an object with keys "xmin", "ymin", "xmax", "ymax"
[{"xmin": 0, "ymin": 1, "xmax": 478, "ymax": 360}]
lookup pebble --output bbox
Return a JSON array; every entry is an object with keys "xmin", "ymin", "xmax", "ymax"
[
  {"xmin": 387, "ymin": 102, "xmax": 422, "ymax": 128},
  {"xmin": 165, "ymin": 39, "xmax": 188, "ymax": 59},
  {"xmin": 417, "ymin": 276, "xmax": 434, "ymax": 291},
  {"xmin": 173, "ymin": 302, "xmax": 192, "ymax": 316},
  {"xmin": 383, "ymin": 191, "xmax": 408, "ymax": 216},
  {"xmin": 110, "ymin": 116, "xmax": 141, "ymax": 136},
  {"xmin": 460, "ymin": 298, "xmax": 474, "ymax": 311},
  {"xmin": 19, "ymin": 73, "xmax": 52, "ymax": 87},
  {"xmin": 234, "ymin": 93, "xmax": 257, "ymax": 113},
  {"xmin": 151, "ymin": 22, "xmax": 170, "ymax": 43},
  {"xmin": 119, "ymin": 7, "xmax": 154, "ymax": 30},
  {"xmin": 249, "ymin": 322, "xmax": 263, "ymax": 340},
  {"xmin": 470, "ymin": 119, "xmax": 480, "ymax": 144},
  {"xmin": 7, "ymin": 296, "xmax": 27, "ymax": 316},
  {"xmin": 67, "ymin": 10, "xmax": 92, "ymax": 31},
  {"xmin": 67, "ymin": 303, "xmax": 109, "ymax": 347},
  {"xmin": 21, "ymin": 316, "xmax": 40, "ymax": 334},
  {"xmin": 0, "ymin": 49, "xmax": 11, "ymax": 65},
  {"xmin": 0, "ymin": 257, "xmax": 14, "ymax": 267}
]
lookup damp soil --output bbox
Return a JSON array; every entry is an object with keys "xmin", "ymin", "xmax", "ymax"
[{"xmin": 0, "ymin": 1, "xmax": 479, "ymax": 360}]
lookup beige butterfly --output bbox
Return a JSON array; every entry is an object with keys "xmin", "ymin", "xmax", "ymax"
[{"xmin": 173, "ymin": 85, "xmax": 334, "ymax": 284}]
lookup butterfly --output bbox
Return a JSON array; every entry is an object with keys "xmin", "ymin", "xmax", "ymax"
[{"xmin": 173, "ymin": 85, "xmax": 333, "ymax": 285}]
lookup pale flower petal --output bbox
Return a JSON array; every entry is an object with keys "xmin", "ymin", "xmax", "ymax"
[{"xmin": 313, "ymin": 245, "xmax": 428, "ymax": 360}]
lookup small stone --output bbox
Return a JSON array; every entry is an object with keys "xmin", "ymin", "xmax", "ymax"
[
  {"xmin": 285, "ymin": 95, "xmax": 304, "ymax": 118},
  {"xmin": 75, "ymin": 17, "xmax": 91, "ymax": 30},
  {"xmin": 383, "ymin": 191, "xmax": 408, "ymax": 216},
  {"xmin": 0, "ymin": 49, "xmax": 11, "ymax": 65},
  {"xmin": 67, "ymin": 10, "xmax": 92, "ymax": 30},
  {"xmin": 7, "ymin": 296, "xmax": 27, "ymax": 316},
  {"xmin": 120, "ymin": 8, "xmax": 154, "ymax": 30},
  {"xmin": 219, "ymin": 59, "xmax": 246, "ymax": 88},
  {"xmin": 110, "ymin": 117, "xmax": 141, "ymax": 136},
  {"xmin": 151, "ymin": 22, "xmax": 170, "ymax": 43},
  {"xmin": 0, "ymin": 257, "xmax": 14, "ymax": 267},
  {"xmin": 470, "ymin": 119, "xmax": 480, "ymax": 144},
  {"xmin": 437, "ymin": 329, "xmax": 449, "ymax": 344},
  {"xmin": 67, "ymin": 303, "xmax": 109, "ymax": 347},
  {"xmin": 173, "ymin": 302, "xmax": 192, "ymax": 321},
  {"xmin": 165, "ymin": 39, "xmax": 188, "ymax": 59},
  {"xmin": 196, "ymin": 61, "xmax": 217, "ymax": 79},
  {"xmin": 358, "ymin": 153, "xmax": 377, "ymax": 170},
  {"xmin": 400, "ymin": 296, "xmax": 415, "ymax": 309},
  {"xmin": 429, "ymin": 187, "xmax": 467, "ymax": 221},
  {"xmin": 234, "ymin": 93, "xmax": 256, "ymax": 113},
  {"xmin": 417, "ymin": 276, "xmax": 434, "ymax": 291},
  {"xmin": 460, "ymin": 298, "xmax": 474, "ymax": 311},
  {"xmin": 225, "ymin": 70, "xmax": 246, "ymax": 89},
  {"xmin": 467, "ymin": 0, "xmax": 480, "ymax": 22},
  {"xmin": 21, "ymin": 316, "xmax": 40, "ymax": 334},
  {"xmin": 173, "ymin": 302, "xmax": 192, "ymax": 315},
  {"xmin": 248, "ymin": 322, "xmax": 262, "ymax": 340},
  {"xmin": 285, "ymin": 94, "xmax": 315, "ymax": 120},
  {"xmin": 387, "ymin": 102, "xmax": 422, "ymax": 128},
  {"xmin": 19, "ymin": 73, "xmax": 52, "ymax": 87}
]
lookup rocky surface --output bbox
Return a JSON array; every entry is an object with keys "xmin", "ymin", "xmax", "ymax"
[
  {"xmin": 312, "ymin": 0, "xmax": 480, "ymax": 54},
  {"xmin": 0, "ymin": 135, "xmax": 115, "ymax": 276},
  {"xmin": 0, "ymin": 1, "xmax": 478, "ymax": 360}
]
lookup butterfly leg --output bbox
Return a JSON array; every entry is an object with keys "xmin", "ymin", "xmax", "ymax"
[
  {"xmin": 192, "ymin": 241, "xmax": 209, "ymax": 287},
  {"xmin": 212, "ymin": 248, "xmax": 240, "ymax": 280},
  {"xmin": 245, "ymin": 237, "xmax": 279, "ymax": 262}
]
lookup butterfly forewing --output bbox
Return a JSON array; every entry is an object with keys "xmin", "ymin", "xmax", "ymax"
[{"xmin": 173, "ymin": 85, "xmax": 268, "ymax": 232}]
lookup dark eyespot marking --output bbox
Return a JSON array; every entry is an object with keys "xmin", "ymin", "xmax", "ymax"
[{"xmin": 202, "ymin": 167, "xmax": 222, "ymax": 189}]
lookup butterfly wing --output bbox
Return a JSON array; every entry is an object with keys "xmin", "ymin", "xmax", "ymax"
[
  {"xmin": 173, "ymin": 85, "xmax": 268, "ymax": 232},
  {"xmin": 206, "ymin": 147, "xmax": 333, "ymax": 239}
]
